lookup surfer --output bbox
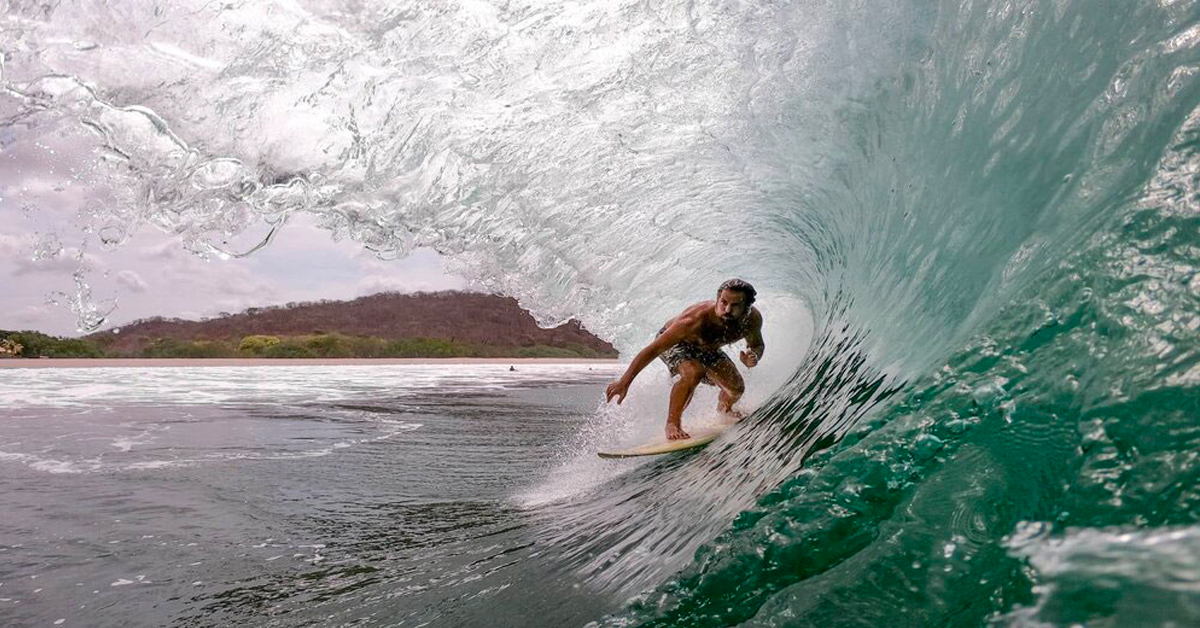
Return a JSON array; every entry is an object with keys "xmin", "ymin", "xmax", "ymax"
[{"xmin": 605, "ymin": 279, "xmax": 765, "ymax": 440}]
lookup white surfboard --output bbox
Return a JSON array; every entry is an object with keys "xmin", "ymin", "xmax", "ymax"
[{"xmin": 597, "ymin": 423, "xmax": 735, "ymax": 459}]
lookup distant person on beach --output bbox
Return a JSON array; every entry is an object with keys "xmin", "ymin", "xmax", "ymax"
[{"xmin": 605, "ymin": 279, "xmax": 764, "ymax": 440}]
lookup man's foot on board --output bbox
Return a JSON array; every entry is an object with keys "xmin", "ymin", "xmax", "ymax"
[
  {"xmin": 666, "ymin": 423, "xmax": 691, "ymax": 440},
  {"xmin": 717, "ymin": 407, "xmax": 746, "ymax": 423}
]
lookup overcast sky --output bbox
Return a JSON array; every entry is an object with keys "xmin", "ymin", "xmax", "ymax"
[
  {"xmin": 0, "ymin": 96, "xmax": 475, "ymax": 338},
  {"xmin": 1, "ymin": 193, "xmax": 471, "ymax": 337}
]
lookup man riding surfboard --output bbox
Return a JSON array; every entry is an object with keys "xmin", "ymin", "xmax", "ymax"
[{"xmin": 605, "ymin": 279, "xmax": 765, "ymax": 440}]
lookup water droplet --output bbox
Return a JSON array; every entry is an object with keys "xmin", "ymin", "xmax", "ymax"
[
  {"xmin": 32, "ymin": 233, "xmax": 63, "ymax": 261},
  {"xmin": 914, "ymin": 433, "xmax": 944, "ymax": 460},
  {"xmin": 970, "ymin": 380, "xmax": 1005, "ymax": 407},
  {"xmin": 98, "ymin": 226, "xmax": 124, "ymax": 249}
]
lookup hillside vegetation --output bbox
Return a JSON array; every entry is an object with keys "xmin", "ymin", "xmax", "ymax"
[{"xmin": 2, "ymin": 291, "xmax": 616, "ymax": 359}]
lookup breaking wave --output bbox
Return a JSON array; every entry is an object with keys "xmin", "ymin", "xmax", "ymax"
[{"xmin": 4, "ymin": 0, "xmax": 1200, "ymax": 625}]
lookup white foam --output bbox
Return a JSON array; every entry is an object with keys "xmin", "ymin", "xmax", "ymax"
[
  {"xmin": 0, "ymin": 364, "xmax": 624, "ymax": 409},
  {"xmin": 0, "ymin": 365, "xmax": 610, "ymax": 476},
  {"xmin": 29, "ymin": 458, "xmax": 93, "ymax": 474}
]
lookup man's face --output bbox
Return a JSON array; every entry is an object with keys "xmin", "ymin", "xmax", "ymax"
[{"xmin": 715, "ymin": 289, "xmax": 749, "ymax": 322}]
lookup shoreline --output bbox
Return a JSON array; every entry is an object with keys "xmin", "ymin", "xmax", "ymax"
[{"xmin": 0, "ymin": 357, "xmax": 622, "ymax": 369}]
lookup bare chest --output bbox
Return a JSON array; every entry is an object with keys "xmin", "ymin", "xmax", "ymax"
[{"xmin": 693, "ymin": 321, "xmax": 747, "ymax": 348}]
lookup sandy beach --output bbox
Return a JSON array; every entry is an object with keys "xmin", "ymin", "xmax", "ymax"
[{"xmin": 0, "ymin": 357, "xmax": 622, "ymax": 369}]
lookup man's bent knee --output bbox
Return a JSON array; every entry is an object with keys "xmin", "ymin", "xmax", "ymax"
[{"xmin": 676, "ymin": 362, "xmax": 706, "ymax": 385}]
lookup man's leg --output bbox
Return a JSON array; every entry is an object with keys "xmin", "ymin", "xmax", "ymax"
[
  {"xmin": 705, "ymin": 358, "xmax": 746, "ymax": 419},
  {"xmin": 666, "ymin": 360, "xmax": 705, "ymax": 440}
]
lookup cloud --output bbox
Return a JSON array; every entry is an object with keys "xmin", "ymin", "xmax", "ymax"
[
  {"xmin": 11, "ymin": 247, "xmax": 107, "ymax": 276},
  {"xmin": 0, "ymin": 233, "xmax": 28, "ymax": 257},
  {"xmin": 7, "ymin": 304, "xmax": 47, "ymax": 325},
  {"xmin": 218, "ymin": 272, "xmax": 274, "ymax": 297},
  {"xmin": 134, "ymin": 237, "xmax": 274, "ymax": 297},
  {"xmin": 2, "ymin": 209, "xmax": 469, "ymax": 335},
  {"xmin": 138, "ymin": 240, "xmax": 182, "ymax": 261},
  {"xmin": 352, "ymin": 248, "xmax": 469, "ymax": 296},
  {"xmin": 115, "ymin": 270, "xmax": 148, "ymax": 292},
  {"xmin": 212, "ymin": 296, "xmax": 276, "ymax": 314},
  {"xmin": 3, "ymin": 176, "xmax": 67, "ymax": 196},
  {"xmin": 356, "ymin": 274, "xmax": 450, "ymax": 296}
]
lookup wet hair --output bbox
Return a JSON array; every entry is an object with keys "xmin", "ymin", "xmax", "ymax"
[{"xmin": 717, "ymin": 278, "xmax": 756, "ymax": 305}]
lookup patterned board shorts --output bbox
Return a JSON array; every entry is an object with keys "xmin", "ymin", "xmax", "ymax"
[{"xmin": 657, "ymin": 328, "xmax": 734, "ymax": 385}]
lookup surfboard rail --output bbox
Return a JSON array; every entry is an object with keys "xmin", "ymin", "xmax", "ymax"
[{"xmin": 597, "ymin": 425, "xmax": 731, "ymax": 458}]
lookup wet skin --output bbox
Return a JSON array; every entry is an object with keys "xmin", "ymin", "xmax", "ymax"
[{"xmin": 606, "ymin": 289, "xmax": 765, "ymax": 440}]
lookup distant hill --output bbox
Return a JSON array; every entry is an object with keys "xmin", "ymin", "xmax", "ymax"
[{"xmin": 80, "ymin": 291, "xmax": 617, "ymax": 359}]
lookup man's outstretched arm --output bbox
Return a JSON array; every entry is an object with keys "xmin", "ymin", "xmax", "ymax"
[{"xmin": 605, "ymin": 321, "xmax": 694, "ymax": 404}]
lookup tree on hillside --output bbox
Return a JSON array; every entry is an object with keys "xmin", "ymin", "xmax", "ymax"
[
  {"xmin": 0, "ymin": 338, "xmax": 23, "ymax": 357},
  {"xmin": 239, "ymin": 335, "xmax": 281, "ymax": 354}
]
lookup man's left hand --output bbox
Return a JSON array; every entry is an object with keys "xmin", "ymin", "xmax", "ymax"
[
  {"xmin": 740, "ymin": 350, "xmax": 759, "ymax": 368},
  {"xmin": 606, "ymin": 378, "xmax": 631, "ymax": 404}
]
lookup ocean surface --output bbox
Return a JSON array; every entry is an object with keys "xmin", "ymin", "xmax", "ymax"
[
  {"xmin": 5, "ymin": 0, "xmax": 1200, "ymax": 626},
  {"xmin": 0, "ymin": 363, "xmax": 669, "ymax": 627}
]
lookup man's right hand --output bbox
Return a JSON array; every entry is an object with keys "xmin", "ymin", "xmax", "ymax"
[{"xmin": 606, "ymin": 379, "xmax": 630, "ymax": 404}]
